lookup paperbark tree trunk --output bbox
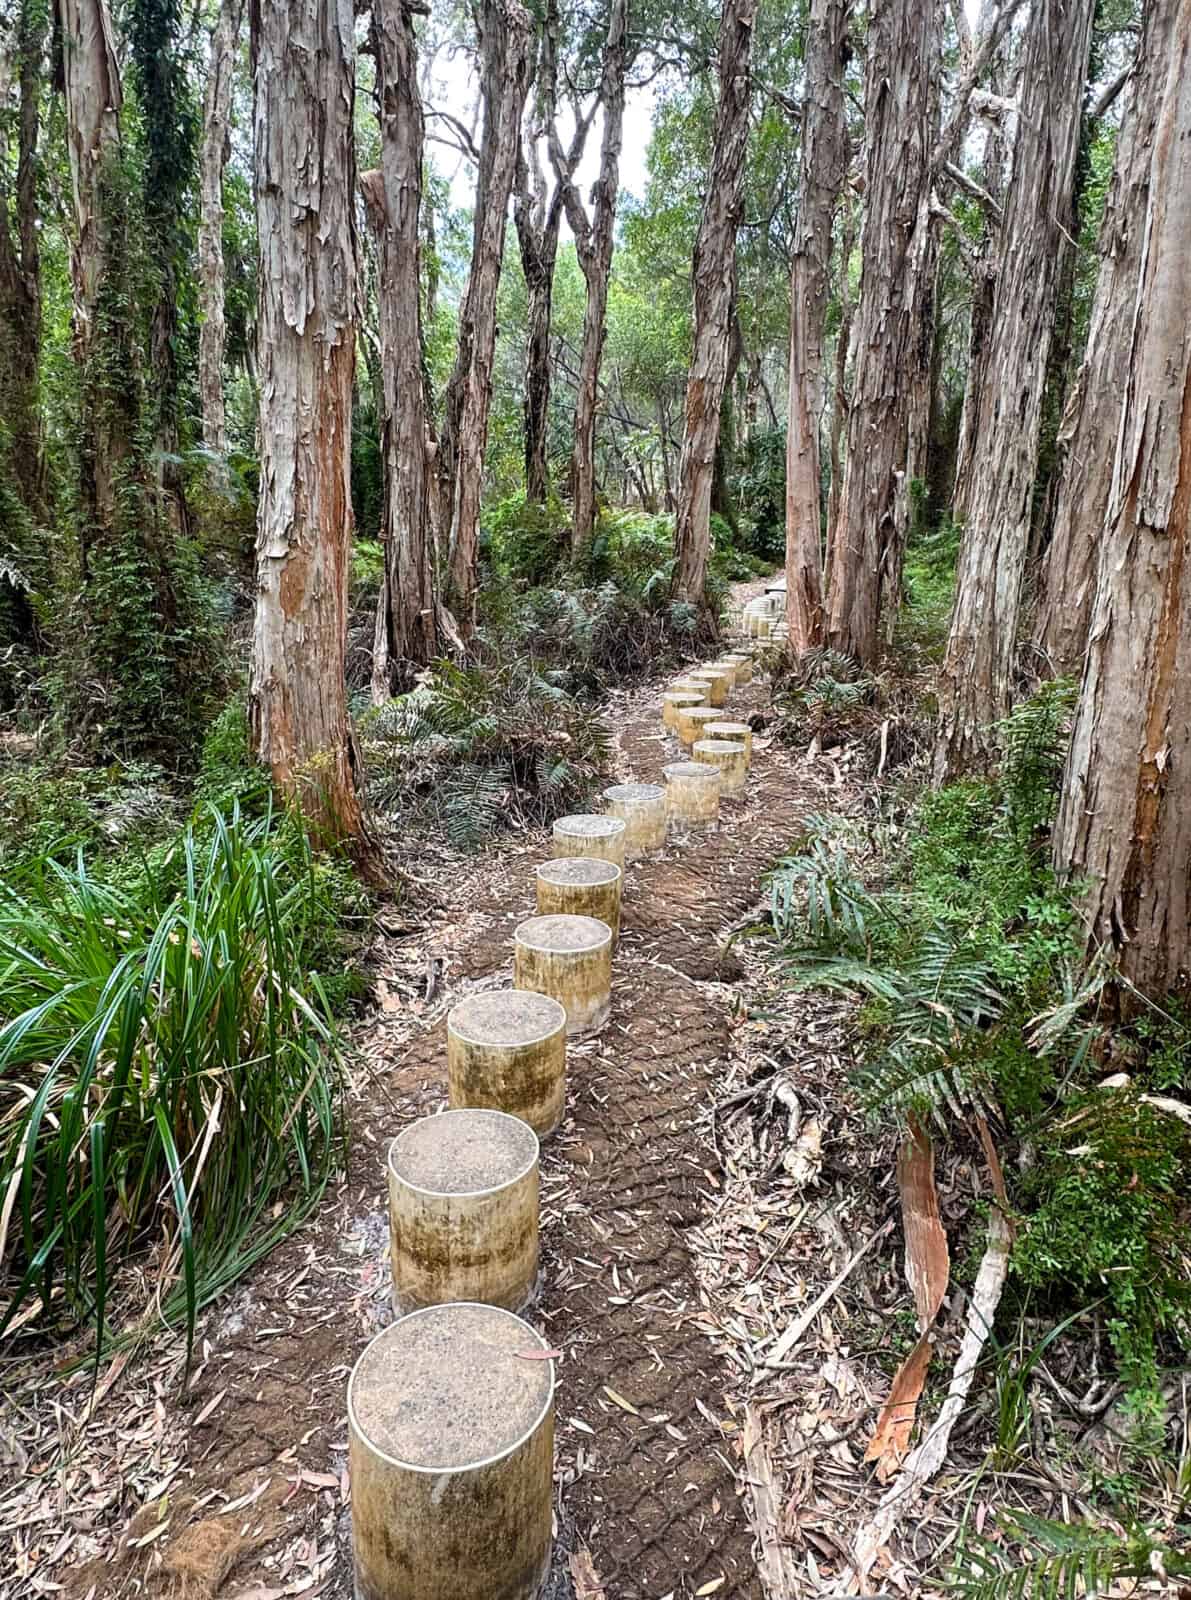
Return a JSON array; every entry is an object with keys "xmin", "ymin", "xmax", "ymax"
[
  {"xmin": 1055, "ymin": 0, "xmax": 1191, "ymax": 999},
  {"xmin": 249, "ymin": 0, "xmax": 373, "ymax": 861},
  {"xmin": 554, "ymin": 0, "xmax": 628, "ymax": 553},
  {"xmin": 56, "ymin": 0, "xmax": 128, "ymax": 557},
  {"xmin": 0, "ymin": 0, "xmax": 45, "ymax": 522},
  {"xmin": 440, "ymin": 0, "xmax": 532, "ymax": 622},
  {"xmin": 671, "ymin": 0, "xmax": 756, "ymax": 606},
  {"xmin": 197, "ymin": 0, "xmax": 242, "ymax": 456},
  {"xmin": 823, "ymin": 0, "xmax": 937, "ymax": 665},
  {"xmin": 1035, "ymin": 32, "xmax": 1160, "ymax": 677},
  {"xmin": 364, "ymin": 0, "xmax": 439, "ymax": 694},
  {"xmin": 784, "ymin": 0, "xmax": 850, "ymax": 654},
  {"xmin": 935, "ymin": 0, "xmax": 1096, "ymax": 779},
  {"xmin": 825, "ymin": 194, "xmax": 856, "ymax": 559}
]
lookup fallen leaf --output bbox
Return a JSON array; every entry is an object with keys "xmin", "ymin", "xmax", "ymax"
[
  {"xmin": 864, "ymin": 1334, "xmax": 934, "ymax": 1482},
  {"xmin": 695, "ymin": 1579, "xmax": 725, "ymax": 1595},
  {"xmin": 602, "ymin": 1385, "xmax": 640, "ymax": 1416},
  {"xmin": 569, "ymin": 1545, "xmax": 606, "ymax": 1599}
]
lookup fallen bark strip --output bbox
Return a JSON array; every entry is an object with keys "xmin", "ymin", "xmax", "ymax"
[
  {"xmin": 850, "ymin": 1206, "xmax": 1013, "ymax": 1580},
  {"xmin": 742, "ymin": 1404, "xmax": 799, "ymax": 1598}
]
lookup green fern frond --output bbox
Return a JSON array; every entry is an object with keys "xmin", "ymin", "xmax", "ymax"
[{"xmin": 950, "ymin": 1510, "xmax": 1190, "ymax": 1600}]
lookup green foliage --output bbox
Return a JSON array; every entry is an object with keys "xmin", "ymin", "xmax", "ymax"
[
  {"xmin": 482, "ymin": 491, "xmax": 571, "ymax": 586},
  {"xmin": 950, "ymin": 1509, "xmax": 1191, "ymax": 1599},
  {"xmin": 768, "ymin": 685, "xmax": 1191, "ymax": 1403},
  {"xmin": 194, "ymin": 698, "xmax": 273, "ymax": 816},
  {"xmin": 1012, "ymin": 1096, "xmax": 1191, "ymax": 1404},
  {"xmin": 0, "ymin": 807, "xmax": 344, "ymax": 1357},
  {"xmin": 362, "ymin": 657, "xmax": 613, "ymax": 849},
  {"xmin": 728, "ymin": 426, "xmax": 788, "ymax": 562}
]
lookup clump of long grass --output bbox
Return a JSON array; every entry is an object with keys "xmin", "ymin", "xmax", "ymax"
[{"xmin": 0, "ymin": 806, "xmax": 343, "ymax": 1359}]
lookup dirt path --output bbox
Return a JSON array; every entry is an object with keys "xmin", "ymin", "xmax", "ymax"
[{"xmin": 59, "ymin": 612, "xmax": 835, "ymax": 1600}]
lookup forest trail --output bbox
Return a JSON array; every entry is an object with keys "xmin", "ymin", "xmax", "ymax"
[{"xmin": 66, "ymin": 601, "xmax": 832, "ymax": 1600}]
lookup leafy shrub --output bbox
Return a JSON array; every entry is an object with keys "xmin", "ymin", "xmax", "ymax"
[
  {"xmin": 195, "ymin": 696, "xmax": 273, "ymax": 815},
  {"xmin": 482, "ymin": 492, "xmax": 571, "ymax": 587},
  {"xmin": 728, "ymin": 426, "xmax": 787, "ymax": 562},
  {"xmin": 0, "ymin": 807, "xmax": 343, "ymax": 1355},
  {"xmin": 0, "ymin": 756, "xmax": 179, "ymax": 880},
  {"xmin": 362, "ymin": 657, "xmax": 614, "ymax": 849},
  {"xmin": 767, "ymin": 685, "xmax": 1191, "ymax": 1406}
]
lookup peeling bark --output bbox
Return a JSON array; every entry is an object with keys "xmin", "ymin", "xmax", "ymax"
[
  {"xmin": 249, "ymin": 0, "xmax": 372, "ymax": 858},
  {"xmin": 553, "ymin": 0, "xmax": 628, "ymax": 554},
  {"xmin": 784, "ymin": 0, "xmax": 850, "ymax": 654},
  {"xmin": 0, "ymin": 0, "xmax": 44, "ymax": 520},
  {"xmin": 823, "ymin": 0, "xmax": 938, "ymax": 665},
  {"xmin": 197, "ymin": 0, "xmax": 242, "ymax": 455},
  {"xmin": 365, "ymin": 0, "xmax": 438, "ymax": 693},
  {"xmin": 439, "ymin": 0, "xmax": 532, "ymax": 622},
  {"xmin": 1036, "ymin": 28, "xmax": 1160, "ymax": 677},
  {"xmin": 935, "ymin": 0, "xmax": 1096, "ymax": 778},
  {"xmin": 1056, "ymin": 0, "xmax": 1191, "ymax": 999},
  {"xmin": 671, "ymin": 0, "xmax": 756, "ymax": 606}
]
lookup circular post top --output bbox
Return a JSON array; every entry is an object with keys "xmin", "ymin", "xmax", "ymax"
[
  {"xmin": 664, "ymin": 690, "xmax": 705, "ymax": 706},
  {"xmin": 681, "ymin": 707, "xmax": 722, "ymax": 726},
  {"xmin": 448, "ymin": 990, "xmax": 567, "ymax": 1048},
  {"xmin": 663, "ymin": 760, "xmax": 719, "ymax": 782},
  {"xmin": 704, "ymin": 721, "xmax": 750, "ymax": 738},
  {"xmin": 693, "ymin": 738, "xmax": 746, "ymax": 757},
  {"xmin": 603, "ymin": 782, "xmax": 666, "ymax": 806},
  {"xmin": 514, "ymin": 913, "xmax": 613, "ymax": 953},
  {"xmin": 535, "ymin": 856, "xmax": 622, "ymax": 889},
  {"xmin": 552, "ymin": 813, "xmax": 626, "ymax": 841},
  {"xmin": 348, "ymin": 1303, "xmax": 554, "ymax": 1472},
  {"xmin": 388, "ymin": 1108, "xmax": 539, "ymax": 1197}
]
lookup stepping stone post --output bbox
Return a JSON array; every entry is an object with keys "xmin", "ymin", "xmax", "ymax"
[
  {"xmin": 349, "ymin": 1302, "xmax": 554, "ymax": 1600},
  {"xmin": 447, "ymin": 990, "xmax": 568, "ymax": 1137},
  {"xmin": 536, "ymin": 856, "xmax": 622, "ymax": 944},
  {"xmin": 387, "ymin": 1109, "xmax": 539, "ymax": 1313},
  {"xmin": 704, "ymin": 720, "xmax": 753, "ymax": 764},
  {"xmin": 551, "ymin": 813, "xmax": 626, "ymax": 870},
  {"xmin": 676, "ymin": 703, "xmax": 722, "ymax": 748},
  {"xmin": 663, "ymin": 689, "xmax": 705, "ymax": 730},
  {"xmin": 693, "ymin": 736, "xmax": 748, "ymax": 795},
  {"xmin": 603, "ymin": 781, "xmax": 667, "ymax": 858},
  {"xmin": 662, "ymin": 759, "xmax": 720, "ymax": 831},
  {"xmin": 514, "ymin": 913, "xmax": 612, "ymax": 1035}
]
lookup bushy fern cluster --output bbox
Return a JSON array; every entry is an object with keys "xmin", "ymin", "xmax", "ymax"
[
  {"xmin": 361, "ymin": 657, "xmax": 613, "ymax": 849},
  {"xmin": 951, "ymin": 1509, "xmax": 1191, "ymax": 1599}
]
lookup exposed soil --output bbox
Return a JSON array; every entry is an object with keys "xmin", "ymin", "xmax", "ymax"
[{"xmin": 49, "ymin": 608, "xmax": 831, "ymax": 1600}]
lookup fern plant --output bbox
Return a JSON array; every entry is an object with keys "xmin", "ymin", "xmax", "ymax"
[{"xmin": 950, "ymin": 1509, "xmax": 1190, "ymax": 1599}]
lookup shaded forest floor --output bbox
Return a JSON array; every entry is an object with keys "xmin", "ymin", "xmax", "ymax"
[{"xmin": 9, "ymin": 582, "xmax": 1174, "ymax": 1600}]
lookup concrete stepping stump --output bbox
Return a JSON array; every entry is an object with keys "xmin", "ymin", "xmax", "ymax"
[
  {"xmin": 668, "ymin": 675, "xmax": 708, "ymax": 699},
  {"xmin": 710, "ymin": 657, "xmax": 745, "ymax": 689},
  {"xmin": 536, "ymin": 856, "xmax": 622, "ymax": 945},
  {"xmin": 349, "ymin": 1302, "xmax": 554, "ymax": 1600},
  {"xmin": 663, "ymin": 759, "xmax": 720, "ymax": 831},
  {"xmin": 447, "ymin": 990, "xmax": 568, "ymax": 1137},
  {"xmin": 603, "ymin": 781, "xmax": 667, "ymax": 859},
  {"xmin": 676, "ymin": 703, "xmax": 723, "ymax": 748},
  {"xmin": 693, "ymin": 736, "xmax": 748, "ymax": 796},
  {"xmin": 663, "ymin": 689, "xmax": 705, "ymax": 730},
  {"xmin": 551, "ymin": 812, "xmax": 626, "ymax": 870},
  {"xmin": 724, "ymin": 652, "xmax": 754, "ymax": 685},
  {"xmin": 704, "ymin": 719, "xmax": 753, "ymax": 764},
  {"xmin": 514, "ymin": 913, "xmax": 612, "ymax": 1036},
  {"xmin": 387, "ymin": 1109, "xmax": 539, "ymax": 1313},
  {"xmin": 688, "ymin": 667, "xmax": 730, "ymax": 707}
]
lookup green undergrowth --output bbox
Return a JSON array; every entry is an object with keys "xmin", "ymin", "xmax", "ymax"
[
  {"xmin": 767, "ymin": 679, "xmax": 1191, "ymax": 1418},
  {"xmin": 0, "ymin": 803, "xmax": 350, "ymax": 1363}
]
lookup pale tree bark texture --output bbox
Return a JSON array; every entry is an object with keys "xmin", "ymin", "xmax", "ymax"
[
  {"xmin": 440, "ymin": 0, "xmax": 532, "ymax": 621},
  {"xmin": 554, "ymin": 0, "xmax": 628, "ymax": 554},
  {"xmin": 198, "ymin": 0, "xmax": 242, "ymax": 456},
  {"xmin": 823, "ymin": 0, "xmax": 937, "ymax": 664},
  {"xmin": 1035, "ymin": 28, "xmax": 1160, "ymax": 677},
  {"xmin": 0, "ymin": 0, "xmax": 45, "ymax": 522},
  {"xmin": 671, "ymin": 0, "xmax": 755, "ymax": 605},
  {"xmin": 785, "ymin": 0, "xmax": 849, "ymax": 653},
  {"xmin": 934, "ymin": 0, "xmax": 1097, "ymax": 778},
  {"xmin": 1055, "ymin": 0, "xmax": 1191, "ymax": 999},
  {"xmin": 249, "ymin": 0, "xmax": 371, "ymax": 856},
  {"xmin": 364, "ymin": 0, "xmax": 438, "ymax": 694},
  {"xmin": 56, "ymin": 0, "xmax": 128, "ymax": 555}
]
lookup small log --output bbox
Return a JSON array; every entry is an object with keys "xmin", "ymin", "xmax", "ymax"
[
  {"xmin": 514, "ymin": 913, "xmax": 612, "ymax": 1036},
  {"xmin": 387, "ymin": 1109, "xmax": 540, "ymax": 1313},
  {"xmin": 676, "ymin": 703, "xmax": 723, "ymax": 747},
  {"xmin": 536, "ymin": 855, "xmax": 622, "ymax": 944},
  {"xmin": 703, "ymin": 720, "xmax": 753, "ymax": 764},
  {"xmin": 603, "ymin": 781, "xmax": 667, "ymax": 859},
  {"xmin": 663, "ymin": 689, "xmax": 705, "ymax": 730},
  {"xmin": 349, "ymin": 1302, "xmax": 554, "ymax": 1600},
  {"xmin": 447, "ymin": 990, "xmax": 568, "ymax": 1137},
  {"xmin": 551, "ymin": 813, "xmax": 626, "ymax": 870},
  {"xmin": 693, "ymin": 736, "xmax": 748, "ymax": 795},
  {"xmin": 662, "ymin": 759, "xmax": 720, "ymax": 830}
]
